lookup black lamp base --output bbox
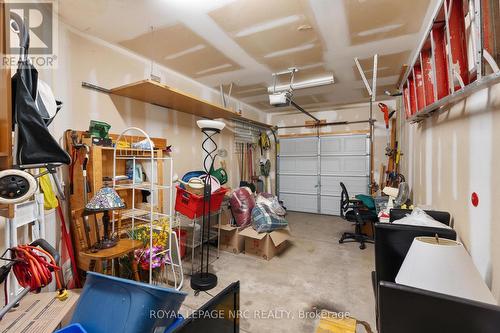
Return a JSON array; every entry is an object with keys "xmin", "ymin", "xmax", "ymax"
[
  {"xmin": 99, "ymin": 237, "xmax": 118, "ymax": 249},
  {"xmin": 191, "ymin": 272, "xmax": 217, "ymax": 291}
]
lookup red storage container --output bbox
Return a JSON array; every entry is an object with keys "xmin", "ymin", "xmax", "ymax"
[
  {"xmin": 174, "ymin": 229, "xmax": 187, "ymax": 258},
  {"xmin": 175, "ymin": 185, "xmax": 228, "ymax": 219}
]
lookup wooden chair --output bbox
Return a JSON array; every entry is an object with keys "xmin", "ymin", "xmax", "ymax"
[{"xmin": 71, "ymin": 208, "xmax": 142, "ymax": 280}]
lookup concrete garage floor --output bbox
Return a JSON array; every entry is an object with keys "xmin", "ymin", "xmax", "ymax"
[{"xmin": 179, "ymin": 212, "xmax": 376, "ymax": 333}]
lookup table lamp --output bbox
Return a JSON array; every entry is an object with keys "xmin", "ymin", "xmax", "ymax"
[
  {"xmin": 190, "ymin": 119, "xmax": 225, "ymax": 292},
  {"xmin": 396, "ymin": 236, "xmax": 497, "ymax": 305},
  {"xmin": 85, "ymin": 186, "xmax": 126, "ymax": 249}
]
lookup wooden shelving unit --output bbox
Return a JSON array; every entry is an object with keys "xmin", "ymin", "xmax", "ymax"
[
  {"xmin": 64, "ymin": 130, "xmax": 169, "ymax": 271},
  {"xmin": 109, "ymin": 80, "xmax": 272, "ymax": 128},
  {"xmin": 65, "ymin": 130, "xmax": 168, "ymax": 214}
]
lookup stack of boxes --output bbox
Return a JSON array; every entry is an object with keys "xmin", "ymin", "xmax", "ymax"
[{"xmin": 218, "ymin": 202, "xmax": 291, "ymax": 261}]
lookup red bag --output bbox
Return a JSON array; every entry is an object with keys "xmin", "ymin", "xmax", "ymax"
[{"xmin": 229, "ymin": 187, "xmax": 255, "ymax": 228}]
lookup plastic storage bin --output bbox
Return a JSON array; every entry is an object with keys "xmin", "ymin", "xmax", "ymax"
[
  {"xmin": 71, "ymin": 272, "xmax": 187, "ymax": 333},
  {"xmin": 175, "ymin": 228, "xmax": 187, "ymax": 258},
  {"xmin": 55, "ymin": 324, "xmax": 87, "ymax": 333},
  {"xmin": 175, "ymin": 185, "xmax": 228, "ymax": 219}
]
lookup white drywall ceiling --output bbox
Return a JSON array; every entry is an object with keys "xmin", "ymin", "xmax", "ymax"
[{"xmin": 58, "ymin": 0, "xmax": 440, "ymax": 112}]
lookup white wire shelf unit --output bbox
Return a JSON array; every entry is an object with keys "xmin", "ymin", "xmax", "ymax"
[{"xmin": 112, "ymin": 127, "xmax": 183, "ymax": 290}]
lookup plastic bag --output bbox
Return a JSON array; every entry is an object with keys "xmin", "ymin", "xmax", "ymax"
[
  {"xmin": 126, "ymin": 160, "xmax": 144, "ymax": 183},
  {"xmin": 39, "ymin": 169, "xmax": 58, "ymax": 210},
  {"xmin": 229, "ymin": 187, "xmax": 255, "ymax": 228},
  {"xmin": 255, "ymin": 193, "xmax": 286, "ymax": 216},
  {"xmin": 251, "ymin": 203, "xmax": 288, "ymax": 233},
  {"xmin": 392, "ymin": 207, "xmax": 451, "ymax": 229}
]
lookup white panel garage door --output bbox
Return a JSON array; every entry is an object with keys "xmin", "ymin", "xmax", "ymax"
[
  {"xmin": 278, "ymin": 137, "xmax": 319, "ymax": 213},
  {"xmin": 278, "ymin": 134, "xmax": 369, "ymax": 215},
  {"xmin": 319, "ymin": 135, "xmax": 369, "ymax": 215}
]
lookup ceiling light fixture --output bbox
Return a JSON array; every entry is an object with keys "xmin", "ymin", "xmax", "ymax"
[
  {"xmin": 263, "ymin": 43, "xmax": 315, "ymax": 58},
  {"xmin": 164, "ymin": 44, "xmax": 206, "ymax": 60},
  {"xmin": 267, "ymin": 75, "xmax": 335, "ymax": 93},
  {"xmin": 357, "ymin": 23, "xmax": 404, "ymax": 37},
  {"xmin": 235, "ymin": 15, "xmax": 301, "ymax": 37}
]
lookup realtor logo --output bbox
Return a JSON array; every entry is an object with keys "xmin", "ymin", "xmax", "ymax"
[{"xmin": 3, "ymin": 0, "xmax": 58, "ymax": 68}]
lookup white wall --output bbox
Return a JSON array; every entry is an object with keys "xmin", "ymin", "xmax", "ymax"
[{"xmin": 400, "ymin": 82, "xmax": 500, "ymax": 302}]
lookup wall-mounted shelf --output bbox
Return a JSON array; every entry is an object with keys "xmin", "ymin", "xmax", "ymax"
[
  {"xmin": 108, "ymin": 80, "xmax": 272, "ymax": 128},
  {"xmin": 111, "ymin": 80, "xmax": 238, "ymax": 119}
]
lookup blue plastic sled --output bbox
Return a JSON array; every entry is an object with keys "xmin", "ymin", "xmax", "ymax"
[{"xmin": 70, "ymin": 272, "xmax": 187, "ymax": 333}]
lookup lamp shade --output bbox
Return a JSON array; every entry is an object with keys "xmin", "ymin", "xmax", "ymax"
[
  {"xmin": 196, "ymin": 120, "xmax": 225, "ymax": 131},
  {"xmin": 396, "ymin": 237, "xmax": 497, "ymax": 305},
  {"xmin": 85, "ymin": 187, "xmax": 125, "ymax": 212}
]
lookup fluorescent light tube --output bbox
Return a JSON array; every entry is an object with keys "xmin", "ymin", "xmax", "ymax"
[
  {"xmin": 235, "ymin": 15, "xmax": 301, "ymax": 37},
  {"xmin": 263, "ymin": 43, "xmax": 315, "ymax": 58},
  {"xmin": 195, "ymin": 63, "xmax": 232, "ymax": 75},
  {"xmin": 267, "ymin": 75, "xmax": 334, "ymax": 93},
  {"xmin": 164, "ymin": 44, "xmax": 206, "ymax": 60}
]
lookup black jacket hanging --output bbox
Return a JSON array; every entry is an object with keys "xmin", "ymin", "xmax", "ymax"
[{"xmin": 10, "ymin": 12, "xmax": 70, "ymax": 166}]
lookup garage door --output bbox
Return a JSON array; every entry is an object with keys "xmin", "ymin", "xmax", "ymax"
[
  {"xmin": 278, "ymin": 137, "xmax": 319, "ymax": 213},
  {"xmin": 319, "ymin": 135, "xmax": 370, "ymax": 215},
  {"xmin": 278, "ymin": 134, "xmax": 369, "ymax": 215}
]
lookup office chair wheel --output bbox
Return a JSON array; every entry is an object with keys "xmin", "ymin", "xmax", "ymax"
[
  {"xmin": 359, "ymin": 243, "xmax": 366, "ymax": 250},
  {"xmin": 0, "ymin": 169, "xmax": 37, "ymax": 205}
]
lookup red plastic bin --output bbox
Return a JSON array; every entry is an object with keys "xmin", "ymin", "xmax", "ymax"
[
  {"xmin": 175, "ymin": 186, "xmax": 228, "ymax": 219},
  {"xmin": 174, "ymin": 229, "xmax": 187, "ymax": 258}
]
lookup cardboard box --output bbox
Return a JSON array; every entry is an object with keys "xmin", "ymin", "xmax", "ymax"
[
  {"xmin": 239, "ymin": 227, "xmax": 291, "ymax": 260},
  {"xmin": 220, "ymin": 204, "xmax": 232, "ymax": 225},
  {"xmin": 0, "ymin": 290, "xmax": 80, "ymax": 333},
  {"xmin": 219, "ymin": 223, "xmax": 246, "ymax": 254}
]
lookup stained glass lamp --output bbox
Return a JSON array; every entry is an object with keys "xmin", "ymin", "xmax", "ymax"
[{"xmin": 85, "ymin": 187, "xmax": 126, "ymax": 249}]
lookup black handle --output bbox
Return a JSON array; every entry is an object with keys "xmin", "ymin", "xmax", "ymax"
[
  {"xmin": 30, "ymin": 239, "xmax": 60, "ymax": 266},
  {"xmin": 9, "ymin": 11, "xmax": 30, "ymax": 58}
]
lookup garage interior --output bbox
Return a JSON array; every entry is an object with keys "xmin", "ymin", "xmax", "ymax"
[{"xmin": 0, "ymin": 0, "xmax": 499, "ymax": 332}]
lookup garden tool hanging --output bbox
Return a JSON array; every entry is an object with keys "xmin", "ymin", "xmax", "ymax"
[
  {"xmin": 258, "ymin": 131, "xmax": 271, "ymax": 155},
  {"xmin": 378, "ymin": 103, "xmax": 395, "ymax": 156}
]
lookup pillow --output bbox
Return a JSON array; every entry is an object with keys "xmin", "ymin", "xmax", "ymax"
[
  {"xmin": 355, "ymin": 194, "xmax": 376, "ymax": 210},
  {"xmin": 392, "ymin": 208, "xmax": 451, "ymax": 229}
]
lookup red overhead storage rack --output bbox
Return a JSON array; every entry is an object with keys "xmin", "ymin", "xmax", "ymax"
[
  {"xmin": 403, "ymin": 84, "xmax": 411, "ymax": 118},
  {"xmin": 408, "ymin": 75, "xmax": 417, "ymax": 115},
  {"xmin": 447, "ymin": 0, "xmax": 469, "ymax": 89},
  {"xmin": 400, "ymin": 0, "xmax": 499, "ymax": 122},
  {"xmin": 421, "ymin": 49, "xmax": 436, "ymax": 106},
  {"xmin": 432, "ymin": 27, "xmax": 450, "ymax": 100},
  {"xmin": 414, "ymin": 65, "xmax": 426, "ymax": 110}
]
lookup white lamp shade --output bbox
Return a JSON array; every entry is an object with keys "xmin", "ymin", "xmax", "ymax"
[
  {"xmin": 196, "ymin": 120, "xmax": 225, "ymax": 131},
  {"xmin": 396, "ymin": 237, "xmax": 497, "ymax": 305}
]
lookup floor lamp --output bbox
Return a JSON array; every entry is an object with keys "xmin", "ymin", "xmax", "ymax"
[{"xmin": 190, "ymin": 120, "xmax": 225, "ymax": 292}]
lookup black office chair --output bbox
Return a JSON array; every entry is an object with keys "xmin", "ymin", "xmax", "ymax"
[{"xmin": 339, "ymin": 182, "xmax": 378, "ymax": 249}]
